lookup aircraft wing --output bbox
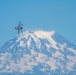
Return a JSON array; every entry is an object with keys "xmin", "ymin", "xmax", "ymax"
[{"xmin": 18, "ymin": 21, "xmax": 21, "ymax": 27}]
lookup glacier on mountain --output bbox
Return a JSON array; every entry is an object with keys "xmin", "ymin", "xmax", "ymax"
[{"xmin": 0, "ymin": 30, "xmax": 76, "ymax": 75}]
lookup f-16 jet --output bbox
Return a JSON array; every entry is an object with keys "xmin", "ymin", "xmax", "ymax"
[{"xmin": 15, "ymin": 21, "xmax": 23, "ymax": 35}]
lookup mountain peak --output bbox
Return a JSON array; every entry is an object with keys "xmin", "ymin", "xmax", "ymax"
[
  {"xmin": 17, "ymin": 30, "xmax": 55, "ymax": 40},
  {"xmin": 16, "ymin": 30, "xmax": 56, "ymax": 45}
]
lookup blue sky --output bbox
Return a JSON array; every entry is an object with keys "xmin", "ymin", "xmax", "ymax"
[{"xmin": 0, "ymin": 0, "xmax": 76, "ymax": 46}]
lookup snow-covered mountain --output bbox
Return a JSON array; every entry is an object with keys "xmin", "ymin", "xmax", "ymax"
[{"xmin": 0, "ymin": 30, "xmax": 76, "ymax": 75}]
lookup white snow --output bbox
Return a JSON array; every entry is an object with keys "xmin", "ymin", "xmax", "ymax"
[
  {"xmin": 31, "ymin": 34, "xmax": 41, "ymax": 49},
  {"xmin": 16, "ymin": 31, "xmax": 31, "ymax": 42},
  {"xmin": 52, "ymin": 51, "xmax": 64, "ymax": 60},
  {"xmin": 34, "ymin": 30, "xmax": 56, "ymax": 45},
  {"xmin": 46, "ymin": 57, "xmax": 57, "ymax": 70},
  {"xmin": 20, "ymin": 41, "xmax": 25, "ymax": 47},
  {"xmin": 40, "ymin": 68, "xmax": 47, "ymax": 72},
  {"xmin": 31, "ymin": 49, "xmax": 37, "ymax": 56},
  {"xmin": 34, "ymin": 30, "xmax": 55, "ymax": 38},
  {"xmin": 67, "ymin": 47, "xmax": 76, "ymax": 55},
  {"xmin": 66, "ymin": 55, "xmax": 76, "ymax": 71},
  {"xmin": 58, "ymin": 43, "xmax": 67, "ymax": 52},
  {"xmin": 36, "ymin": 53, "xmax": 47, "ymax": 62},
  {"xmin": 27, "ymin": 37, "xmax": 31, "ymax": 48},
  {"xmin": 36, "ymin": 53, "xmax": 57, "ymax": 70}
]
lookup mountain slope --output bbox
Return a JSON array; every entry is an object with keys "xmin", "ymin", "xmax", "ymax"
[{"xmin": 0, "ymin": 30, "xmax": 76, "ymax": 75}]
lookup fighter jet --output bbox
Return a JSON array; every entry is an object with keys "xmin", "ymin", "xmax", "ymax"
[{"xmin": 15, "ymin": 21, "xmax": 23, "ymax": 35}]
